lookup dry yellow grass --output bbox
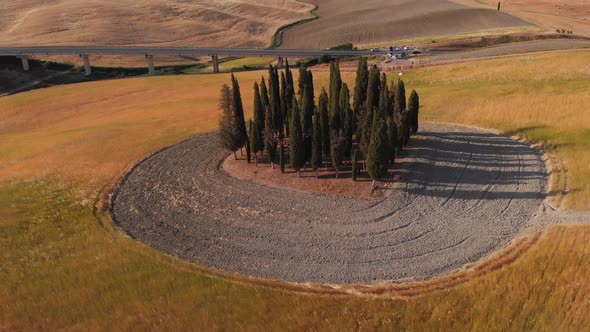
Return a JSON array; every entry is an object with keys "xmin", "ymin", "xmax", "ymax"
[
  {"xmin": 0, "ymin": 52, "xmax": 589, "ymax": 329},
  {"xmin": 0, "ymin": 0, "xmax": 313, "ymax": 48},
  {"xmin": 452, "ymin": 0, "xmax": 590, "ymax": 36}
]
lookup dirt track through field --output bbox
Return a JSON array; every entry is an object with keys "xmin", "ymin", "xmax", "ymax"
[{"xmin": 112, "ymin": 122, "xmax": 547, "ymax": 284}]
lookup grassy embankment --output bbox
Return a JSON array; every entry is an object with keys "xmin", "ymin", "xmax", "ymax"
[{"xmin": 1, "ymin": 52, "xmax": 589, "ymax": 329}]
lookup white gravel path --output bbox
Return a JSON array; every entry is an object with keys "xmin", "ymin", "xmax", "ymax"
[{"xmin": 111, "ymin": 122, "xmax": 548, "ymax": 284}]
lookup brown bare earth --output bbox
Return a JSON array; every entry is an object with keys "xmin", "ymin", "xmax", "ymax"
[
  {"xmin": 222, "ymin": 145, "xmax": 415, "ymax": 199},
  {"xmin": 281, "ymin": 0, "xmax": 531, "ymax": 49},
  {"xmin": 112, "ymin": 122, "xmax": 548, "ymax": 284},
  {"xmin": 0, "ymin": 0, "xmax": 313, "ymax": 48}
]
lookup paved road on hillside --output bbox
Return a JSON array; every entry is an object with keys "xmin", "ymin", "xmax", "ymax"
[
  {"xmin": 0, "ymin": 46, "xmax": 410, "ymax": 57},
  {"xmin": 111, "ymin": 122, "xmax": 547, "ymax": 284}
]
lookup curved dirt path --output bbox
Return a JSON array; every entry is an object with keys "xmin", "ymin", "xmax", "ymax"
[{"xmin": 112, "ymin": 122, "xmax": 547, "ymax": 284}]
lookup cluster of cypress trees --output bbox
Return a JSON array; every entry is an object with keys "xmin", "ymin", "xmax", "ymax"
[{"xmin": 219, "ymin": 58, "xmax": 420, "ymax": 186}]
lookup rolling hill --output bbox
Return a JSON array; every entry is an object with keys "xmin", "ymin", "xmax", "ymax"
[
  {"xmin": 281, "ymin": 0, "xmax": 532, "ymax": 48},
  {"xmin": 0, "ymin": 0, "xmax": 313, "ymax": 48}
]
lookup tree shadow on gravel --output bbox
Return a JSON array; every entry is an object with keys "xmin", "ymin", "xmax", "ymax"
[{"xmin": 390, "ymin": 130, "xmax": 548, "ymax": 201}]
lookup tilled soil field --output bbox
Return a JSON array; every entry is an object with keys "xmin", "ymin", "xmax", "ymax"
[{"xmin": 112, "ymin": 122, "xmax": 547, "ymax": 284}]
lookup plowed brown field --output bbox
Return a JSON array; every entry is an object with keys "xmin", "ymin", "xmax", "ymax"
[{"xmin": 281, "ymin": 0, "xmax": 531, "ymax": 48}]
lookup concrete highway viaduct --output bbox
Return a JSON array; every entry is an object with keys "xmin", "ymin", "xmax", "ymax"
[{"xmin": 0, "ymin": 46, "xmax": 417, "ymax": 75}]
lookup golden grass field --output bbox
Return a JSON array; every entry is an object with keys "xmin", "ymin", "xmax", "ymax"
[
  {"xmin": 0, "ymin": 0, "xmax": 313, "ymax": 48},
  {"xmin": 281, "ymin": 0, "xmax": 531, "ymax": 49},
  {"xmin": 452, "ymin": 0, "xmax": 590, "ymax": 37},
  {"xmin": 1, "ymin": 52, "xmax": 589, "ymax": 329}
]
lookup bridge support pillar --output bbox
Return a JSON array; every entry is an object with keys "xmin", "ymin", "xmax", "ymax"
[
  {"xmin": 81, "ymin": 54, "xmax": 91, "ymax": 76},
  {"xmin": 18, "ymin": 56, "xmax": 30, "ymax": 71},
  {"xmin": 212, "ymin": 55, "xmax": 220, "ymax": 73},
  {"xmin": 277, "ymin": 57, "xmax": 284, "ymax": 69},
  {"xmin": 146, "ymin": 55, "xmax": 155, "ymax": 76}
]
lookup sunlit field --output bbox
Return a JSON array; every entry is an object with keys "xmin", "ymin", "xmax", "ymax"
[{"xmin": 0, "ymin": 51, "xmax": 588, "ymax": 329}]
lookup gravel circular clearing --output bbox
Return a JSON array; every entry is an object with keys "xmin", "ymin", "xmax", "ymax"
[{"xmin": 112, "ymin": 122, "xmax": 547, "ymax": 284}]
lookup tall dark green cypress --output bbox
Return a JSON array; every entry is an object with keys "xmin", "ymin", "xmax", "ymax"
[
  {"xmin": 353, "ymin": 57, "xmax": 369, "ymax": 113},
  {"xmin": 330, "ymin": 131, "xmax": 346, "ymax": 179},
  {"xmin": 260, "ymin": 77, "xmax": 270, "ymax": 110},
  {"xmin": 353, "ymin": 57, "xmax": 369, "ymax": 135},
  {"xmin": 328, "ymin": 61, "xmax": 342, "ymax": 124},
  {"xmin": 378, "ymin": 73, "xmax": 389, "ymax": 117},
  {"xmin": 285, "ymin": 59, "xmax": 295, "ymax": 108},
  {"xmin": 218, "ymin": 84, "xmax": 240, "ymax": 159},
  {"xmin": 289, "ymin": 97, "xmax": 305, "ymax": 175},
  {"xmin": 230, "ymin": 74, "xmax": 248, "ymax": 148},
  {"xmin": 249, "ymin": 119, "xmax": 261, "ymax": 165},
  {"xmin": 311, "ymin": 112, "xmax": 323, "ymax": 178},
  {"xmin": 340, "ymin": 83, "xmax": 353, "ymax": 156},
  {"xmin": 394, "ymin": 78, "xmax": 407, "ymax": 149},
  {"xmin": 366, "ymin": 65, "xmax": 381, "ymax": 114},
  {"xmin": 319, "ymin": 88, "xmax": 330, "ymax": 157},
  {"xmin": 366, "ymin": 117, "xmax": 390, "ymax": 186},
  {"xmin": 361, "ymin": 65, "xmax": 381, "ymax": 154},
  {"xmin": 408, "ymin": 89, "xmax": 420, "ymax": 134},
  {"xmin": 298, "ymin": 66, "xmax": 307, "ymax": 97},
  {"xmin": 387, "ymin": 116, "xmax": 398, "ymax": 163},
  {"xmin": 394, "ymin": 78, "xmax": 406, "ymax": 113},
  {"xmin": 280, "ymin": 71, "xmax": 289, "ymax": 136},
  {"xmin": 253, "ymin": 82, "xmax": 265, "ymax": 147},
  {"xmin": 300, "ymin": 69, "xmax": 315, "ymax": 163},
  {"xmin": 360, "ymin": 107, "xmax": 374, "ymax": 155},
  {"xmin": 268, "ymin": 66, "xmax": 282, "ymax": 137},
  {"xmin": 264, "ymin": 106, "xmax": 277, "ymax": 168},
  {"xmin": 245, "ymin": 124, "xmax": 251, "ymax": 163}
]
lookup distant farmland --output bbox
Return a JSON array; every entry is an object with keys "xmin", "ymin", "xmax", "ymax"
[
  {"xmin": 281, "ymin": 0, "xmax": 531, "ymax": 48},
  {"xmin": 0, "ymin": 0, "xmax": 313, "ymax": 48}
]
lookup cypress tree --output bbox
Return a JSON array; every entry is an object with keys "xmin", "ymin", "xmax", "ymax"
[
  {"xmin": 289, "ymin": 97, "xmax": 305, "ymax": 176},
  {"xmin": 366, "ymin": 117, "xmax": 390, "ymax": 188},
  {"xmin": 218, "ymin": 84, "xmax": 240, "ymax": 159},
  {"xmin": 394, "ymin": 78, "xmax": 406, "ymax": 113},
  {"xmin": 340, "ymin": 83, "xmax": 353, "ymax": 156},
  {"xmin": 360, "ymin": 65, "xmax": 381, "ymax": 154},
  {"xmin": 311, "ymin": 113, "xmax": 323, "ymax": 178},
  {"xmin": 279, "ymin": 140, "xmax": 285, "ymax": 173},
  {"xmin": 387, "ymin": 116, "xmax": 398, "ymax": 163},
  {"xmin": 253, "ymin": 82, "xmax": 265, "ymax": 146},
  {"xmin": 231, "ymin": 74, "xmax": 248, "ymax": 148},
  {"xmin": 403, "ymin": 110, "xmax": 411, "ymax": 145},
  {"xmin": 408, "ymin": 89, "xmax": 420, "ymax": 134},
  {"xmin": 360, "ymin": 107, "xmax": 374, "ymax": 156},
  {"xmin": 298, "ymin": 66, "xmax": 307, "ymax": 97},
  {"xmin": 260, "ymin": 77, "xmax": 270, "ymax": 109},
  {"xmin": 378, "ymin": 73, "xmax": 389, "ymax": 117},
  {"xmin": 245, "ymin": 130, "xmax": 251, "ymax": 163},
  {"xmin": 280, "ymin": 71, "xmax": 289, "ymax": 136},
  {"xmin": 285, "ymin": 59, "xmax": 295, "ymax": 109},
  {"xmin": 300, "ymin": 70, "xmax": 315, "ymax": 163},
  {"xmin": 264, "ymin": 106, "xmax": 277, "ymax": 168},
  {"xmin": 329, "ymin": 61, "xmax": 342, "ymax": 124},
  {"xmin": 353, "ymin": 57, "xmax": 369, "ymax": 113},
  {"xmin": 330, "ymin": 131, "xmax": 346, "ymax": 179},
  {"xmin": 366, "ymin": 65, "xmax": 381, "ymax": 115},
  {"xmin": 268, "ymin": 66, "xmax": 283, "ymax": 137},
  {"xmin": 394, "ymin": 79, "xmax": 407, "ymax": 149},
  {"xmin": 249, "ymin": 119, "xmax": 261, "ymax": 165},
  {"xmin": 353, "ymin": 57, "xmax": 369, "ymax": 137},
  {"xmin": 319, "ymin": 88, "xmax": 331, "ymax": 157}
]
